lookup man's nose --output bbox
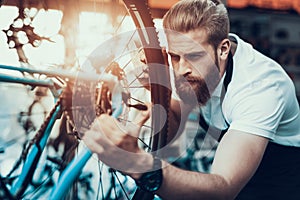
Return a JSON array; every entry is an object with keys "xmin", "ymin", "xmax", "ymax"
[{"xmin": 177, "ymin": 58, "xmax": 192, "ymax": 76}]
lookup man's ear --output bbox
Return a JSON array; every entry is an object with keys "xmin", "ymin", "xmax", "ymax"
[{"xmin": 219, "ymin": 39, "xmax": 231, "ymax": 60}]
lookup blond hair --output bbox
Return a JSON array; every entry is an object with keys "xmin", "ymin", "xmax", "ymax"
[{"xmin": 163, "ymin": 0, "xmax": 229, "ymax": 50}]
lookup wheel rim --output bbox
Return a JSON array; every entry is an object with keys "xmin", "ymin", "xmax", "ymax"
[{"xmin": 68, "ymin": 1, "xmax": 171, "ymax": 199}]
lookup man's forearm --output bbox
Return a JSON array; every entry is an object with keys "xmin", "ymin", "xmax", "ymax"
[{"xmin": 157, "ymin": 161, "xmax": 232, "ymax": 200}]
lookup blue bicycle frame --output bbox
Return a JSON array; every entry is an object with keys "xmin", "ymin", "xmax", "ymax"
[
  {"xmin": 0, "ymin": 64, "xmax": 124, "ymax": 199},
  {"xmin": 1, "ymin": 65, "xmax": 63, "ymax": 198}
]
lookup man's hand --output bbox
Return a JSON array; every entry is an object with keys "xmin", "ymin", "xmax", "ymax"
[{"xmin": 82, "ymin": 103, "xmax": 153, "ymax": 176}]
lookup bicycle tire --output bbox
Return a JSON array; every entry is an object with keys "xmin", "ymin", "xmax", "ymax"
[
  {"xmin": 122, "ymin": 0, "xmax": 171, "ymax": 199},
  {"xmin": 53, "ymin": 0, "xmax": 171, "ymax": 199}
]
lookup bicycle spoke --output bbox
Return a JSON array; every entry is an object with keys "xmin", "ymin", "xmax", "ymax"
[
  {"xmin": 112, "ymin": 170, "xmax": 130, "ymax": 200},
  {"xmin": 114, "ymin": 12, "xmax": 129, "ymax": 35},
  {"xmin": 96, "ymin": 161, "xmax": 105, "ymax": 200},
  {"xmin": 0, "ymin": 1, "xmax": 170, "ymax": 199}
]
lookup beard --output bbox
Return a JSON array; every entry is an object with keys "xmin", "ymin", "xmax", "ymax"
[
  {"xmin": 175, "ymin": 74, "xmax": 211, "ymax": 106},
  {"xmin": 174, "ymin": 62, "xmax": 220, "ymax": 106}
]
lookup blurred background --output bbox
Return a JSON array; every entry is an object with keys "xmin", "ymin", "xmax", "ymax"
[{"xmin": 0, "ymin": 0, "xmax": 300, "ymax": 199}]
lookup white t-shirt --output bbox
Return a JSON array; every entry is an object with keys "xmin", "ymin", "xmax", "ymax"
[{"xmin": 201, "ymin": 33, "xmax": 300, "ymax": 147}]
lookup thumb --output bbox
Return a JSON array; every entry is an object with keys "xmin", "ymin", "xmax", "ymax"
[
  {"xmin": 132, "ymin": 102, "xmax": 151, "ymax": 127},
  {"xmin": 126, "ymin": 102, "xmax": 151, "ymax": 138}
]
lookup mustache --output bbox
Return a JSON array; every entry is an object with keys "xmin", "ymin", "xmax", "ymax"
[
  {"xmin": 174, "ymin": 74, "xmax": 210, "ymax": 106},
  {"xmin": 175, "ymin": 74, "xmax": 203, "ymax": 84}
]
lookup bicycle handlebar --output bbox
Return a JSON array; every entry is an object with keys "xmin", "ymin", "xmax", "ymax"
[{"xmin": 0, "ymin": 64, "xmax": 118, "ymax": 83}]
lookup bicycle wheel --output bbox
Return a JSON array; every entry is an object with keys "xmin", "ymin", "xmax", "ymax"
[
  {"xmin": 70, "ymin": 0, "xmax": 172, "ymax": 199},
  {"xmin": 123, "ymin": 2, "xmax": 171, "ymax": 198},
  {"xmin": 0, "ymin": 1, "xmax": 172, "ymax": 199}
]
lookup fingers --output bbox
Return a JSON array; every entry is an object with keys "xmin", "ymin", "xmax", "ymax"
[
  {"xmin": 126, "ymin": 102, "xmax": 151, "ymax": 138},
  {"xmin": 91, "ymin": 114, "xmax": 129, "ymax": 144},
  {"xmin": 132, "ymin": 102, "xmax": 152, "ymax": 127},
  {"xmin": 82, "ymin": 129, "xmax": 105, "ymax": 155},
  {"xmin": 83, "ymin": 103, "xmax": 151, "ymax": 155}
]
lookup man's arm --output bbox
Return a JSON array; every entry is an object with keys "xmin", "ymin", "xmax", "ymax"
[
  {"xmin": 156, "ymin": 130, "xmax": 269, "ymax": 200},
  {"xmin": 83, "ymin": 111, "xmax": 269, "ymax": 199}
]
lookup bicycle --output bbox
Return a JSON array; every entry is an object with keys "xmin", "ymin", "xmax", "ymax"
[{"xmin": 0, "ymin": 0, "xmax": 171, "ymax": 199}]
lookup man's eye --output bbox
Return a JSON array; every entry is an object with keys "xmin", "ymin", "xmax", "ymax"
[{"xmin": 185, "ymin": 54, "xmax": 202, "ymax": 61}]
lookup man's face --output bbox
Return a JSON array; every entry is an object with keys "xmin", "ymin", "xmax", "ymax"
[{"xmin": 166, "ymin": 29, "xmax": 221, "ymax": 106}]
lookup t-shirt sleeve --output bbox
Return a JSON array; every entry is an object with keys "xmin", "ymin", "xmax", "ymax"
[{"xmin": 228, "ymin": 81, "xmax": 285, "ymax": 139}]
